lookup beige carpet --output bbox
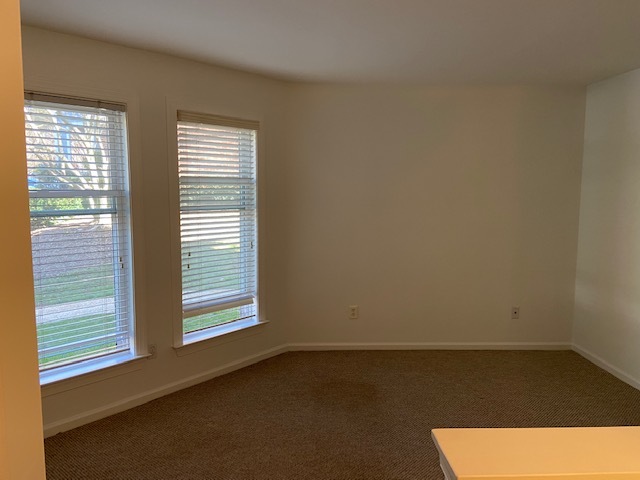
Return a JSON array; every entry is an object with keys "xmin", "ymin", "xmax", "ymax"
[{"xmin": 45, "ymin": 351, "xmax": 640, "ymax": 479}]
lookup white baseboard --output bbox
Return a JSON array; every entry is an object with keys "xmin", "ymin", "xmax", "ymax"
[
  {"xmin": 43, "ymin": 344, "xmax": 288, "ymax": 438},
  {"xmin": 572, "ymin": 344, "xmax": 640, "ymax": 391},
  {"xmin": 286, "ymin": 342, "xmax": 572, "ymax": 351},
  {"xmin": 41, "ymin": 341, "xmax": 592, "ymax": 437}
]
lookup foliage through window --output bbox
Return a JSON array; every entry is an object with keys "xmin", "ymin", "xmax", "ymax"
[
  {"xmin": 176, "ymin": 112, "xmax": 258, "ymax": 338},
  {"xmin": 25, "ymin": 94, "xmax": 134, "ymax": 371}
]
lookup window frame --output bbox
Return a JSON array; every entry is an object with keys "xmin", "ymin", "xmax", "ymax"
[
  {"xmin": 166, "ymin": 98, "xmax": 267, "ymax": 349},
  {"xmin": 24, "ymin": 80, "xmax": 148, "ymax": 388}
]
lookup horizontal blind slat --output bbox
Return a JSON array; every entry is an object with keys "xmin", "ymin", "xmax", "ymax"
[
  {"xmin": 177, "ymin": 111, "xmax": 259, "ymax": 130},
  {"xmin": 25, "ymin": 92, "xmax": 126, "ymax": 111},
  {"xmin": 177, "ymin": 115, "xmax": 258, "ymax": 335},
  {"xmin": 26, "ymin": 98, "xmax": 133, "ymax": 370}
]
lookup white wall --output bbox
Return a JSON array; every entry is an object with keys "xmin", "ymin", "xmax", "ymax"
[
  {"xmin": 573, "ymin": 68, "xmax": 640, "ymax": 387},
  {"xmin": 283, "ymin": 85, "xmax": 586, "ymax": 346},
  {"xmin": 21, "ymin": 26, "xmax": 590, "ymax": 434},
  {"xmin": 21, "ymin": 26, "xmax": 290, "ymax": 433},
  {"xmin": 0, "ymin": 5, "xmax": 46, "ymax": 479}
]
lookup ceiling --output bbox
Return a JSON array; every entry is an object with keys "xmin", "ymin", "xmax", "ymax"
[{"xmin": 19, "ymin": 0, "xmax": 640, "ymax": 85}]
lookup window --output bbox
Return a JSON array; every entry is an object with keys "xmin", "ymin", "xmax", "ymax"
[
  {"xmin": 176, "ymin": 111, "xmax": 258, "ymax": 342},
  {"xmin": 24, "ymin": 93, "xmax": 135, "ymax": 374}
]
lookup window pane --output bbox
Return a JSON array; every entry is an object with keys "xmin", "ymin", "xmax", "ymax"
[
  {"xmin": 183, "ymin": 304, "xmax": 255, "ymax": 334},
  {"xmin": 177, "ymin": 117, "xmax": 258, "ymax": 336},
  {"xmin": 181, "ymin": 209, "xmax": 256, "ymax": 304},
  {"xmin": 25, "ymin": 98, "xmax": 133, "ymax": 371}
]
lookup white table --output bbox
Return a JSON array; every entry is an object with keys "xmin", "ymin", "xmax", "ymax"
[{"xmin": 432, "ymin": 426, "xmax": 640, "ymax": 479}]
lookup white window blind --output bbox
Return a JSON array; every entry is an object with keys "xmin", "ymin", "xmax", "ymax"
[
  {"xmin": 24, "ymin": 94, "xmax": 134, "ymax": 371},
  {"xmin": 177, "ymin": 111, "xmax": 258, "ymax": 335}
]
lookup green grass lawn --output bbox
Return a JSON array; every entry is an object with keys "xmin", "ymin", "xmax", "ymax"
[
  {"xmin": 38, "ymin": 307, "xmax": 247, "ymax": 368},
  {"xmin": 35, "ymin": 251, "xmax": 250, "ymax": 367},
  {"xmin": 37, "ymin": 313, "xmax": 120, "ymax": 368},
  {"xmin": 183, "ymin": 307, "xmax": 243, "ymax": 333},
  {"xmin": 35, "ymin": 266, "xmax": 115, "ymax": 306}
]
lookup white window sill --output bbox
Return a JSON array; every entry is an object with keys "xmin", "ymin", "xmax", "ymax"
[
  {"xmin": 174, "ymin": 319, "xmax": 269, "ymax": 357},
  {"xmin": 40, "ymin": 351, "xmax": 149, "ymax": 397}
]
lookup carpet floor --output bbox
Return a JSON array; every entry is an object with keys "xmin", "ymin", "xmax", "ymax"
[{"xmin": 44, "ymin": 350, "xmax": 640, "ymax": 479}]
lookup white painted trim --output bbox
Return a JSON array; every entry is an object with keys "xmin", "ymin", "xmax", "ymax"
[
  {"xmin": 174, "ymin": 320, "xmax": 269, "ymax": 357},
  {"xmin": 286, "ymin": 342, "xmax": 572, "ymax": 351},
  {"xmin": 165, "ymin": 96, "xmax": 268, "ymax": 349},
  {"xmin": 43, "ymin": 344, "xmax": 287, "ymax": 438},
  {"xmin": 572, "ymin": 344, "xmax": 640, "ymax": 391},
  {"xmin": 41, "ymin": 354, "xmax": 148, "ymax": 397},
  {"xmin": 24, "ymin": 75, "xmax": 151, "ymax": 362},
  {"xmin": 45, "ymin": 341, "xmax": 603, "ymax": 437}
]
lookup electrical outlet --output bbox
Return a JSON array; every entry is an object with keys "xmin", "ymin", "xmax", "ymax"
[
  {"xmin": 511, "ymin": 306, "xmax": 520, "ymax": 320},
  {"xmin": 148, "ymin": 343, "xmax": 157, "ymax": 359},
  {"xmin": 348, "ymin": 305, "xmax": 359, "ymax": 319}
]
